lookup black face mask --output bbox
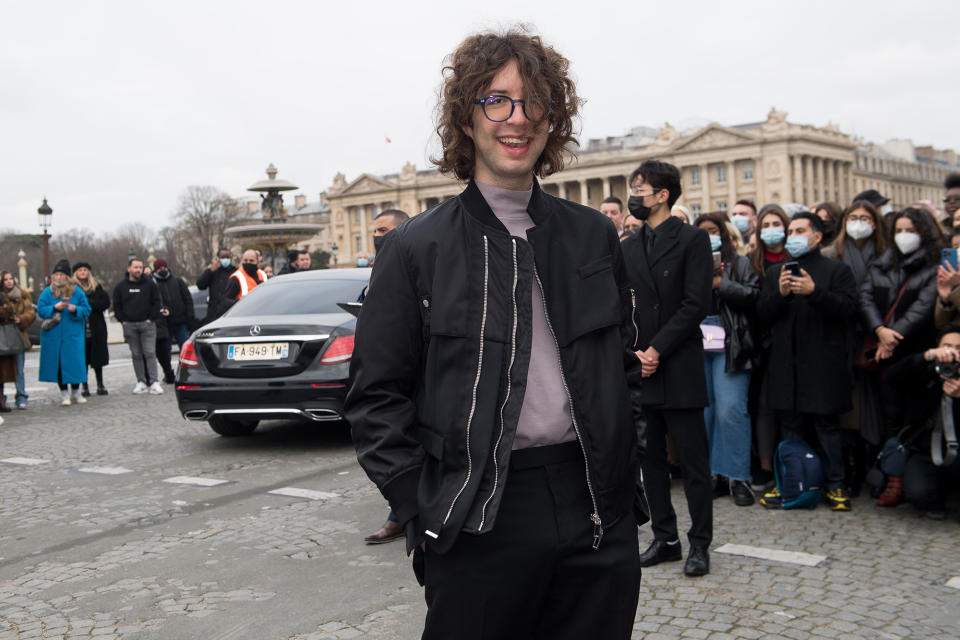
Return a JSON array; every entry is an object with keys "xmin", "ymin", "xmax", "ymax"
[
  {"xmin": 627, "ymin": 195, "xmax": 653, "ymax": 221},
  {"xmin": 820, "ymin": 219, "xmax": 837, "ymax": 242},
  {"xmin": 242, "ymin": 263, "xmax": 259, "ymax": 277},
  {"xmin": 373, "ymin": 235, "xmax": 386, "ymax": 254},
  {"xmin": 155, "ymin": 269, "xmax": 170, "ymax": 280}
]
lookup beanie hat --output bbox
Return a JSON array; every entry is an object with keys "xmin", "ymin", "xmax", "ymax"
[
  {"xmin": 153, "ymin": 258, "xmax": 169, "ymax": 269},
  {"xmin": 72, "ymin": 261, "xmax": 92, "ymax": 273},
  {"xmin": 53, "ymin": 259, "xmax": 71, "ymax": 275}
]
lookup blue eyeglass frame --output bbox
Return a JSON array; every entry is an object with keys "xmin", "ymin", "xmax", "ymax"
[{"xmin": 474, "ymin": 94, "xmax": 532, "ymax": 122}]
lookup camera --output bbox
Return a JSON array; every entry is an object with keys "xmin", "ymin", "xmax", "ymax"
[{"xmin": 935, "ymin": 361, "xmax": 960, "ymax": 379}]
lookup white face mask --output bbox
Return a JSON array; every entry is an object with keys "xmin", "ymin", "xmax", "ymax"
[
  {"xmin": 880, "ymin": 203, "xmax": 894, "ymax": 216},
  {"xmin": 845, "ymin": 220, "xmax": 873, "ymax": 241},
  {"xmin": 894, "ymin": 231, "xmax": 921, "ymax": 255}
]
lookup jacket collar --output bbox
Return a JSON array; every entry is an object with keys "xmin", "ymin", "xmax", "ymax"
[
  {"xmin": 460, "ymin": 178, "xmax": 552, "ymax": 234},
  {"xmin": 646, "ymin": 215, "xmax": 683, "ymax": 267}
]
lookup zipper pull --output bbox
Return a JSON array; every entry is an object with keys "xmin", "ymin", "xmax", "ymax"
[{"xmin": 590, "ymin": 512, "xmax": 603, "ymax": 549}]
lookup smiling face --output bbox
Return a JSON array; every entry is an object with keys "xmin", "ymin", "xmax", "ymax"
[{"xmin": 462, "ymin": 59, "xmax": 548, "ymax": 190}]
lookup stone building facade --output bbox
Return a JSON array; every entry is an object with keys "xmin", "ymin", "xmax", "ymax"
[{"xmin": 321, "ymin": 109, "xmax": 957, "ymax": 266}]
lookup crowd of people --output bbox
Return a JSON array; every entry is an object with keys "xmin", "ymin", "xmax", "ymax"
[
  {"xmin": 599, "ymin": 172, "xmax": 960, "ymax": 525},
  {"xmin": 0, "ymin": 247, "xmax": 306, "ymax": 420}
]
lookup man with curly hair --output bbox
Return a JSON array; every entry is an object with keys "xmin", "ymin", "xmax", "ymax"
[{"xmin": 346, "ymin": 28, "xmax": 644, "ymax": 639}]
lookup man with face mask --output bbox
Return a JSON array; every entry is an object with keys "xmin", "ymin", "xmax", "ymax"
[
  {"xmin": 756, "ymin": 213, "xmax": 858, "ymax": 511},
  {"xmin": 372, "ymin": 209, "xmax": 410, "ymax": 259},
  {"xmin": 621, "ymin": 159, "xmax": 714, "ymax": 577},
  {"xmin": 221, "ymin": 249, "xmax": 267, "ymax": 311},
  {"xmin": 730, "ymin": 199, "xmax": 757, "ymax": 243},
  {"xmin": 196, "ymin": 249, "xmax": 236, "ymax": 323},
  {"xmin": 151, "ymin": 258, "xmax": 195, "ymax": 384}
]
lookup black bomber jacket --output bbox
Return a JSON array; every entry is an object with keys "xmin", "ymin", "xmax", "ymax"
[{"xmin": 345, "ymin": 180, "xmax": 645, "ymax": 555}]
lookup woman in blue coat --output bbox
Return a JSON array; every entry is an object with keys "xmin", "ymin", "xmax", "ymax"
[{"xmin": 37, "ymin": 259, "xmax": 91, "ymax": 406}]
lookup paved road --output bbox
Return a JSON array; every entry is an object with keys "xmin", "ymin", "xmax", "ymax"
[{"xmin": 1, "ymin": 347, "xmax": 958, "ymax": 639}]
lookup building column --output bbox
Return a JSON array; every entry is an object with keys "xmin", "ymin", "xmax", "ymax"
[
  {"xmin": 360, "ymin": 205, "xmax": 370, "ymax": 254},
  {"xmin": 727, "ymin": 161, "xmax": 736, "ymax": 208},
  {"xmin": 603, "ymin": 177, "xmax": 612, "ymax": 199},
  {"xmin": 802, "ymin": 155, "xmax": 812, "ymax": 204},
  {"xmin": 791, "ymin": 155, "xmax": 802, "ymax": 203},
  {"xmin": 701, "ymin": 163, "xmax": 710, "ymax": 211},
  {"xmin": 559, "ymin": 181, "xmax": 569, "ymax": 200},
  {"xmin": 579, "ymin": 179, "xmax": 589, "ymax": 207}
]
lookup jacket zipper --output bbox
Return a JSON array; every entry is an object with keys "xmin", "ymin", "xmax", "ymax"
[
  {"xmin": 533, "ymin": 266, "xmax": 604, "ymax": 549},
  {"xmin": 630, "ymin": 288, "xmax": 639, "ymax": 349},
  {"xmin": 441, "ymin": 234, "xmax": 490, "ymax": 530},
  {"xmin": 479, "ymin": 238, "xmax": 518, "ymax": 531}
]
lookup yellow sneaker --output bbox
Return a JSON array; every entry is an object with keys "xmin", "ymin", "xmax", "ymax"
[
  {"xmin": 825, "ymin": 488, "xmax": 851, "ymax": 511},
  {"xmin": 760, "ymin": 486, "xmax": 782, "ymax": 509}
]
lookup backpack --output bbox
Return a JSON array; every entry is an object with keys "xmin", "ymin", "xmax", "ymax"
[{"xmin": 773, "ymin": 439, "xmax": 824, "ymax": 509}]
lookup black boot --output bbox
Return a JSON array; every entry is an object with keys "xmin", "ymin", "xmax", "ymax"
[{"xmin": 81, "ymin": 383, "xmax": 91, "ymax": 397}]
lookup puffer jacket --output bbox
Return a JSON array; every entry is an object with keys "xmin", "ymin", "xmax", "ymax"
[
  {"xmin": 859, "ymin": 248, "xmax": 938, "ymax": 359},
  {"xmin": 345, "ymin": 180, "xmax": 645, "ymax": 555},
  {"xmin": 716, "ymin": 254, "xmax": 760, "ymax": 372}
]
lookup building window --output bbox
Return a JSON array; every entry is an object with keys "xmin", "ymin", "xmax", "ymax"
[
  {"xmin": 355, "ymin": 236, "xmax": 363, "ymax": 254},
  {"xmin": 717, "ymin": 165, "xmax": 727, "ymax": 184},
  {"xmin": 690, "ymin": 167, "xmax": 700, "ymax": 186},
  {"xmin": 369, "ymin": 204, "xmax": 380, "ymax": 219},
  {"xmin": 742, "ymin": 161, "xmax": 754, "ymax": 181},
  {"xmin": 691, "ymin": 203, "xmax": 702, "ymax": 217},
  {"xmin": 717, "ymin": 200, "xmax": 728, "ymax": 213},
  {"xmin": 352, "ymin": 207, "xmax": 361, "ymax": 223}
]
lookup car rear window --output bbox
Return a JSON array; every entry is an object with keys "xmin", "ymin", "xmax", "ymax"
[{"xmin": 226, "ymin": 279, "xmax": 366, "ymax": 317}]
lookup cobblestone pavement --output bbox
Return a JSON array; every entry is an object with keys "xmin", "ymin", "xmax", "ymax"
[{"xmin": 1, "ymin": 347, "xmax": 958, "ymax": 639}]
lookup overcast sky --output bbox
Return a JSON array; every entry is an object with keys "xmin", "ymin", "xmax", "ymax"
[{"xmin": 2, "ymin": 0, "xmax": 958, "ymax": 236}]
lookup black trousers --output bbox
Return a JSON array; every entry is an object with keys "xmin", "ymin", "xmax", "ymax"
[
  {"xmin": 904, "ymin": 453, "xmax": 960, "ymax": 512},
  {"xmin": 640, "ymin": 407, "xmax": 712, "ymax": 548},
  {"xmin": 779, "ymin": 411, "xmax": 844, "ymax": 490},
  {"xmin": 420, "ymin": 442, "xmax": 640, "ymax": 640}
]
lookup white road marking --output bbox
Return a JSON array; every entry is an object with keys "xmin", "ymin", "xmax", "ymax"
[
  {"xmin": 267, "ymin": 487, "xmax": 339, "ymax": 500},
  {"xmin": 715, "ymin": 543, "xmax": 826, "ymax": 567},
  {"xmin": 77, "ymin": 466, "xmax": 133, "ymax": 475},
  {"xmin": 162, "ymin": 476, "xmax": 230, "ymax": 487},
  {"xmin": 946, "ymin": 577, "xmax": 960, "ymax": 590},
  {"xmin": 1, "ymin": 457, "xmax": 50, "ymax": 466}
]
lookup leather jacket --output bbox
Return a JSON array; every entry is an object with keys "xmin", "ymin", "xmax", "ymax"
[
  {"xmin": 716, "ymin": 254, "xmax": 760, "ymax": 372},
  {"xmin": 345, "ymin": 180, "xmax": 644, "ymax": 555}
]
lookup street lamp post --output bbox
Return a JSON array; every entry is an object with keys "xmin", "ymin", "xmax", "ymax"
[{"xmin": 37, "ymin": 198, "xmax": 52, "ymax": 284}]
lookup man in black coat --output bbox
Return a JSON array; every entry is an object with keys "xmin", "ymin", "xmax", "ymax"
[
  {"xmin": 195, "ymin": 249, "xmax": 235, "ymax": 323},
  {"xmin": 152, "ymin": 258, "xmax": 195, "ymax": 383},
  {"xmin": 756, "ymin": 213, "xmax": 858, "ymax": 510},
  {"xmin": 621, "ymin": 160, "xmax": 714, "ymax": 577}
]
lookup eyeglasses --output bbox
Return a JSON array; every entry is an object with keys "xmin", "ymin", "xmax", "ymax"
[
  {"xmin": 474, "ymin": 95, "xmax": 536, "ymax": 122},
  {"xmin": 630, "ymin": 185, "xmax": 662, "ymax": 197}
]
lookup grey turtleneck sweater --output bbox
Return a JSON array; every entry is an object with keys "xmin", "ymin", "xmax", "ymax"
[{"xmin": 476, "ymin": 181, "xmax": 576, "ymax": 450}]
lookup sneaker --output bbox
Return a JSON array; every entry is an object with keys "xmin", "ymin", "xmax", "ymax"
[
  {"xmin": 15, "ymin": 401, "xmax": 26, "ymax": 410},
  {"xmin": 61, "ymin": 395, "xmax": 72, "ymax": 406},
  {"xmin": 759, "ymin": 486, "xmax": 783, "ymax": 509},
  {"xmin": 825, "ymin": 488, "xmax": 852, "ymax": 511},
  {"xmin": 71, "ymin": 393, "xmax": 87, "ymax": 404},
  {"xmin": 132, "ymin": 382, "xmax": 148, "ymax": 394},
  {"xmin": 750, "ymin": 469, "xmax": 775, "ymax": 492},
  {"xmin": 732, "ymin": 480, "xmax": 755, "ymax": 507},
  {"xmin": 148, "ymin": 381, "xmax": 164, "ymax": 395}
]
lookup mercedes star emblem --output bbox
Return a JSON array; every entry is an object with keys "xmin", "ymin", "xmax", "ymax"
[{"xmin": 249, "ymin": 325, "xmax": 262, "ymax": 336}]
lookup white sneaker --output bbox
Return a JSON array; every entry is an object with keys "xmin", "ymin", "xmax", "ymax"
[
  {"xmin": 148, "ymin": 381, "xmax": 164, "ymax": 395},
  {"xmin": 72, "ymin": 393, "xmax": 87, "ymax": 404},
  {"xmin": 61, "ymin": 394, "xmax": 72, "ymax": 406},
  {"xmin": 132, "ymin": 382, "xmax": 148, "ymax": 394}
]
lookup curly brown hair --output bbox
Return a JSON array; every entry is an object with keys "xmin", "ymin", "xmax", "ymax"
[{"xmin": 431, "ymin": 27, "xmax": 581, "ymax": 181}]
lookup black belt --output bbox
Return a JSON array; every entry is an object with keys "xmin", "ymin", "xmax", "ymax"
[{"xmin": 509, "ymin": 440, "xmax": 582, "ymax": 470}]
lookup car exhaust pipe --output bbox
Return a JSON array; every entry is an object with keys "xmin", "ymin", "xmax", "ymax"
[
  {"xmin": 184, "ymin": 409, "xmax": 209, "ymax": 421},
  {"xmin": 304, "ymin": 408, "xmax": 341, "ymax": 421}
]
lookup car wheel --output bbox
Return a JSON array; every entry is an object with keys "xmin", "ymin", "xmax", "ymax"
[{"xmin": 208, "ymin": 416, "xmax": 259, "ymax": 437}]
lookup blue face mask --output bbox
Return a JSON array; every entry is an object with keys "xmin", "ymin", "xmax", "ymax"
[
  {"xmin": 709, "ymin": 235, "xmax": 722, "ymax": 251},
  {"xmin": 785, "ymin": 234, "xmax": 811, "ymax": 257},
  {"xmin": 731, "ymin": 214, "xmax": 750, "ymax": 233},
  {"xmin": 760, "ymin": 227, "xmax": 785, "ymax": 247},
  {"xmin": 357, "ymin": 258, "xmax": 369, "ymax": 267},
  {"xmin": 219, "ymin": 258, "xmax": 232, "ymax": 268}
]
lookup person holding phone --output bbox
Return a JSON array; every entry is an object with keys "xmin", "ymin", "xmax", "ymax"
[
  {"xmin": 935, "ymin": 247, "xmax": 960, "ymax": 329},
  {"xmin": 757, "ymin": 213, "xmax": 858, "ymax": 510}
]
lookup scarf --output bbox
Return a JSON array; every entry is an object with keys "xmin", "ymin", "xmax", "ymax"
[
  {"xmin": 4, "ymin": 286, "xmax": 22, "ymax": 302},
  {"xmin": 50, "ymin": 281, "xmax": 75, "ymax": 300}
]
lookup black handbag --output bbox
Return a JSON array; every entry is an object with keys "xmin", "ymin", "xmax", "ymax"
[{"xmin": 0, "ymin": 322, "xmax": 28, "ymax": 355}]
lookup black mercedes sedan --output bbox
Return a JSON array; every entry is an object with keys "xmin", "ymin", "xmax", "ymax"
[{"xmin": 175, "ymin": 268, "xmax": 368, "ymax": 436}]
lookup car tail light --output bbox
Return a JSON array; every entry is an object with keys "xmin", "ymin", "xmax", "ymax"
[
  {"xmin": 320, "ymin": 335, "xmax": 354, "ymax": 364},
  {"xmin": 179, "ymin": 338, "xmax": 200, "ymax": 368}
]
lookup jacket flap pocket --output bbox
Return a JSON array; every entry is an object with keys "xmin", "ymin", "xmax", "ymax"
[
  {"xmin": 416, "ymin": 426, "xmax": 445, "ymax": 460},
  {"xmin": 577, "ymin": 254, "xmax": 613, "ymax": 279}
]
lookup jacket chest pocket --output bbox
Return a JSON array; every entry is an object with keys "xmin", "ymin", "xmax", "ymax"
[{"xmin": 560, "ymin": 255, "xmax": 620, "ymax": 345}]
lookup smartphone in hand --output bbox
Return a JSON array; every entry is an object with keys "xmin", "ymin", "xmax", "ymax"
[
  {"xmin": 942, "ymin": 248, "xmax": 958, "ymax": 270},
  {"xmin": 784, "ymin": 261, "xmax": 801, "ymax": 277}
]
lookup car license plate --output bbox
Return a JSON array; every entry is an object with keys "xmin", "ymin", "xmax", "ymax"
[{"xmin": 227, "ymin": 342, "xmax": 289, "ymax": 361}]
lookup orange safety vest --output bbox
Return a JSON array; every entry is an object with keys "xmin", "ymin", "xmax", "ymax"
[{"xmin": 230, "ymin": 268, "xmax": 267, "ymax": 299}]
